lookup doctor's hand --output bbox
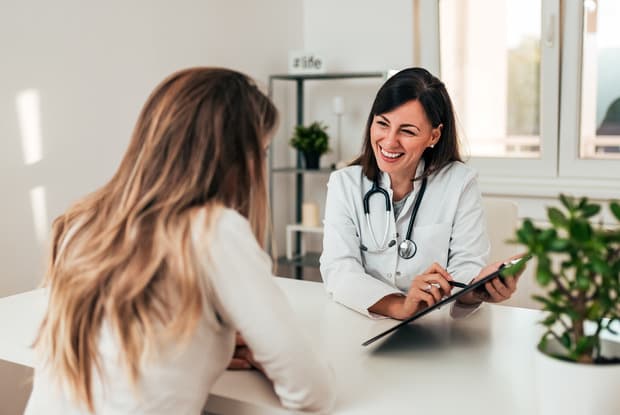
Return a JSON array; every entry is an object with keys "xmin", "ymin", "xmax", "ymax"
[
  {"xmin": 401, "ymin": 262, "xmax": 455, "ymax": 316},
  {"xmin": 456, "ymin": 255, "xmax": 525, "ymax": 306},
  {"xmin": 369, "ymin": 263, "xmax": 454, "ymax": 320}
]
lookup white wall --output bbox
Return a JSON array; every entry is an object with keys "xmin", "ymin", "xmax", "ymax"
[
  {"xmin": 0, "ymin": 0, "xmax": 303, "ymax": 298},
  {"xmin": 272, "ymin": 0, "xmax": 415, "ymax": 256},
  {"xmin": 1, "ymin": 2, "xmax": 303, "ymax": 413}
]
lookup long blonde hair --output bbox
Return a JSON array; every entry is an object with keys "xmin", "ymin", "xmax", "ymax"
[{"xmin": 35, "ymin": 68, "xmax": 277, "ymax": 411}]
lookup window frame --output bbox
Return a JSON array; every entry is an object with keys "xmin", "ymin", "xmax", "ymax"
[
  {"xmin": 426, "ymin": 0, "xmax": 619, "ymax": 198},
  {"xmin": 558, "ymin": 0, "xmax": 620, "ymax": 179}
]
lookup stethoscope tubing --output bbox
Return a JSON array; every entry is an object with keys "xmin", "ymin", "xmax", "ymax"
[
  {"xmin": 362, "ymin": 177, "xmax": 428, "ymax": 258},
  {"xmin": 403, "ymin": 177, "xmax": 427, "ymax": 242}
]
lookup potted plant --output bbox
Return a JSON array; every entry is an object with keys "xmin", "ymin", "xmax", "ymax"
[
  {"xmin": 510, "ymin": 194, "xmax": 620, "ymax": 414},
  {"xmin": 289, "ymin": 121, "xmax": 330, "ymax": 169}
]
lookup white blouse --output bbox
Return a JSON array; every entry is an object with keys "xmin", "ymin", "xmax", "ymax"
[
  {"xmin": 320, "ymin": 161, "xmax": 490, "ymax": 317},
  {"xmin": 25, "ymin": 208, "xmax": 335, "ymax": 414}
]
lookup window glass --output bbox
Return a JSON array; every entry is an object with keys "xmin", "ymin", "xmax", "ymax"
[
  {"xmin": 580, "ymin": 0, "xmax": 620, "ymax": 159},
  {"xmin": 439, "ymin": 0, "xmax": 541, "ymax": 158}
]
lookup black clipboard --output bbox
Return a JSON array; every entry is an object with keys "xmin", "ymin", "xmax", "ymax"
[{"xmin": 361, "ymin": 256, "xmax": 531, "ymax": 347}]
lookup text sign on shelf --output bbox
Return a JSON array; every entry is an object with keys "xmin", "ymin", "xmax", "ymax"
[{"xmin": 288, "ymin": 51, "xmax": 326, "ymax": 74}]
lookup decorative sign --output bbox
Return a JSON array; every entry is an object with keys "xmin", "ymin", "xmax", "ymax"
[{"xmin": 288, "ymin": 51, "xmax": 326, "ymax": 74}]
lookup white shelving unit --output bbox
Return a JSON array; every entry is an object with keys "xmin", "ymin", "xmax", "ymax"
[{"xmin": 268, "ymin": 71, "xmax": 386, "ymax": 278}]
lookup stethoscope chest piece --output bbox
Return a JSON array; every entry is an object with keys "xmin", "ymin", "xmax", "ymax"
[{"xmin": 398, "ymin": 239, "xmax": 417, "ymax": 259}]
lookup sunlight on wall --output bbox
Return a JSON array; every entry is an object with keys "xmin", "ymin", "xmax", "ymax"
[
  {"xmin": 16, "ymin": 89, "xmax": 43, "ymax": 165},
  {"xmin": 29, "ymin": 186, "xmax": 49, "ymax": 244}
]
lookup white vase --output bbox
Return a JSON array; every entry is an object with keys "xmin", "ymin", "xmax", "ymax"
[{"xmin": 534, "ymin": 339, "xmax": 620, "ymax": 415}]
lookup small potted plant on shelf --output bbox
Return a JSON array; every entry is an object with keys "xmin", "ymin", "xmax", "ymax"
[
  {"xmin": 289, "ymin": 121, "xmax": 330, "ymax": 169},
  {"xmin": 510, "ymin": 194, "xmax": 620, "ymax": 414}
]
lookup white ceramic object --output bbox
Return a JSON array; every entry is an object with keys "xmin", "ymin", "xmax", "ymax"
[{"xmin": 534, "ymin": 339, "xmax": 620, "ymax": 415}]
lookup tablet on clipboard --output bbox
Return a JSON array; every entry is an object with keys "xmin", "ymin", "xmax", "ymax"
[{"xmin": 361, "ymin": 255, "xmax": 532, "ymax": 347}]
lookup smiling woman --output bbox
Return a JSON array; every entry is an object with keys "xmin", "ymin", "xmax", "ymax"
[
  {"xmin": 370, "ymin": 100, "xmax": 442, "ymax": 200},
  {"xmin": 320, "ymin": 67, "xmax": 526, "ymax": 321}
]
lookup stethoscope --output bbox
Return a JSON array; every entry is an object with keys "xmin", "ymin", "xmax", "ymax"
[{"xmin": 361, "ymin": 177, "xmax": 427, "ymax": 259}]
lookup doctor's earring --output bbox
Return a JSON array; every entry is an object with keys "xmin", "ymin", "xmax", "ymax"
[{"xmin": 428, "ymin": 144, "xmax": 435, "ymax": 149}]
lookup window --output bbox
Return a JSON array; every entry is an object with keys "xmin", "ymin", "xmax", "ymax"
[
  {"xmin": 440, "ymin": 0, "xmax": 542, "ymax": 158},
  {"xmin": 433, "ymin": 0, "xmax": 619, "ymax": 186},
  {"xmin": 579, "ymin": 0, "xmax": 620, "ymax": 160}
]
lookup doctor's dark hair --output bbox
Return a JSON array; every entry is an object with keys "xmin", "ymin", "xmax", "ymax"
[
  {"xmin": 353, "ymin": 67, "xmax": 462, "ymax": 182},
  {"xmin": 34, "ymin": 67, "xmax": 277, "ymax": 412}
]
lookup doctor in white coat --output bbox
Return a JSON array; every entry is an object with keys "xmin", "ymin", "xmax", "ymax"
[{"xmin": 320, "ymin": 68, "xmax": 520, "ymax": 319}]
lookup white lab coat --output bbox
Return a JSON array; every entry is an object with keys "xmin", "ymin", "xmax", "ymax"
[{"xmin": 320, "ymin": 160, "xmax": 490, "ymax": 317}]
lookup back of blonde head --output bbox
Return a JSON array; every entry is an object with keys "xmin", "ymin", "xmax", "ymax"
[{"xmin": 35, "ymin": 68, "xmax": 277, "ymax": 411}]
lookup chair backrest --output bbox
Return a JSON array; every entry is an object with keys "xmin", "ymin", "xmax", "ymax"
[
  {"xmin": 482, "ymin": 197, "xmax": 541, "ymax": 309},
  {"xmin": 482, "ymin": 198, "xmax": 519, "ymax": 263}
]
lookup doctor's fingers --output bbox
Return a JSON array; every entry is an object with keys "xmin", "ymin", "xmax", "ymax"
[
  {"xmin": 503, "ymin": 274, "xmax": 520, "ymax": 292},
  {"xmin": 422, "ymin": 262, "xmax": 453, "ymax": 282},
  {"xmin": 415, "ymin": 278, "xmax": 445, "ymax": 302},
  {"xmin": 412, "ymin": 280, "xmax": 442, "ymax": 303},
  {"xmin": 409, "ymin": 273, "xmax": 452, "ymax": 298},
  {"xmin": 491, "ymin": 276, "xmax": 514, "ymax": 298},
  {"xmin": 405, "ymin": 289, "xmax": 436, "ymax": 311},
  {"xmin": 484, "ymin": 281, "xmax": 508, "ymax": 303},
  {"xmin": 422, "ymin": 274, "xmax": 453, "ymax": 296}
]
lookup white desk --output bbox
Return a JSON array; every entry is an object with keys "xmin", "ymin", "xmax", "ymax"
[{"xmin": 2, "ymin": 278, "xmax": 550, "ymax": 414}]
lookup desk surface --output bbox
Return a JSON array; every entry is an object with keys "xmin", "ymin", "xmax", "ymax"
[{"xmin": 0, "ymin": 278, "xmax": 559, "ymax": 414}]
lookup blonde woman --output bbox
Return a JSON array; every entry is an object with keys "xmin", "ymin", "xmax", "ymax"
[{"xmin": 25, "ymin": 68, "xmax": 334, "ymax": 414}]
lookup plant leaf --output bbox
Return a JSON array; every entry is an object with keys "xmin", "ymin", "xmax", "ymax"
[
  {"xmin": 561, "ymin": 332, "xmax": 572, "ymax": 349},
  {"xmin": 548, "ymin": 207, "xmax": 568, "ymax": 228},
  {"xmin": 581, "ymin": 204, "xmax": 600, "ymax": 218},
  {"xmin": 576, "ymin": 274, "xmax": 590, "ymax": 290},
  {"xmin": 591, "ymin": 257, "xmax": 611, "ymax": 276},
  {"xmin": 500, "ymin": 256, "xmax": 528, "ymax": 277},
  {"xmin": 611, "ymin": 201, "xmax": 620, "ymax": 222},
  {"xmin": 559, "ymin": 194, "xmax": 575, "ymax": 210},
  {"xmin": 540, "ymin": 315, "xmax": 557, "ymax": 327},
  {"xmin": 569, "ymin": 219, "xmax": 591, "ymax": 242},
  {"xmin": 548, "ymin": 238, "xmax": 569, "ymax": 252},
  {"xmin": 575, "ymin": 335, "xmax": 595, "ymax": 356}
]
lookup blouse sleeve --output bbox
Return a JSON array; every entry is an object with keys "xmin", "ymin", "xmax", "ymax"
[
  {"xmin": 194, "ymin": 209, "xmax": 335, "ymax": 413},
  {"xmin": 320, "ymin": 172, "xmax": 403, "ymax": 318}
]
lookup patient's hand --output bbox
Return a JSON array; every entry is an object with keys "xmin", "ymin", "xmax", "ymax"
[{"xmin": 227, "ymin": 333, "xmax": 264, "ymax": 373}]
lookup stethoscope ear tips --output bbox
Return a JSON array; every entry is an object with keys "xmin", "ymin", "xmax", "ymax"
[{"xmin": 388, "ymin": 240, "xmax": 396, "ymax": 248}]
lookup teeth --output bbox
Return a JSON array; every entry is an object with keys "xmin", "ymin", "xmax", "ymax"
[{"xmin": 380, "ymin": 148, "xmax": 403, "ymax": 158}]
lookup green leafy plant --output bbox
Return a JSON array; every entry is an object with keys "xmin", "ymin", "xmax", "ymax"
[
  {"xmin": 512, "ymin": 195, "xmax": 620, "ymax": 364},
  {"xmin": 289, "ymin": 122, "xmax": 330, "ymax": 155}
]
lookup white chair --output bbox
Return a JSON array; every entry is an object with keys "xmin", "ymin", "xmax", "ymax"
[
  {"xmin": 482, "ymin": 198, "xmax": 540, "ymax": 309},
  {"xmin": 482, "ymin": 198, "xmax": 519, "ymax": 263}
]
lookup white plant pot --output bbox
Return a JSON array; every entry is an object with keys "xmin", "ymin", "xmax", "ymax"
[{"xmin": 534, "ymin": 339, "xmax": 620, "ymax": 415}]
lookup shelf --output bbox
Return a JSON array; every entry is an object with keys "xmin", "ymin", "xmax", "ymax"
[
  {"xmin": 277, "ymin": 252, "xmax": 321, "ymax": 268},
  {"xmin": 270, "ymin": 72, "xmax": 385, "ymax": 81},
  {"xmin": 272, "ymin": 167, "xmax": 334, "ymax": 174},
  {"xmin": 286, "ymin": 225, "xmax": 324, "ymax": 260},
  {"xmin": 286, "ymin": 224, "xmax": 324, "ymax": 233},
  {"xmin": 268, "ymin": 71, "xmax": 386, "ymax": 278}
]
